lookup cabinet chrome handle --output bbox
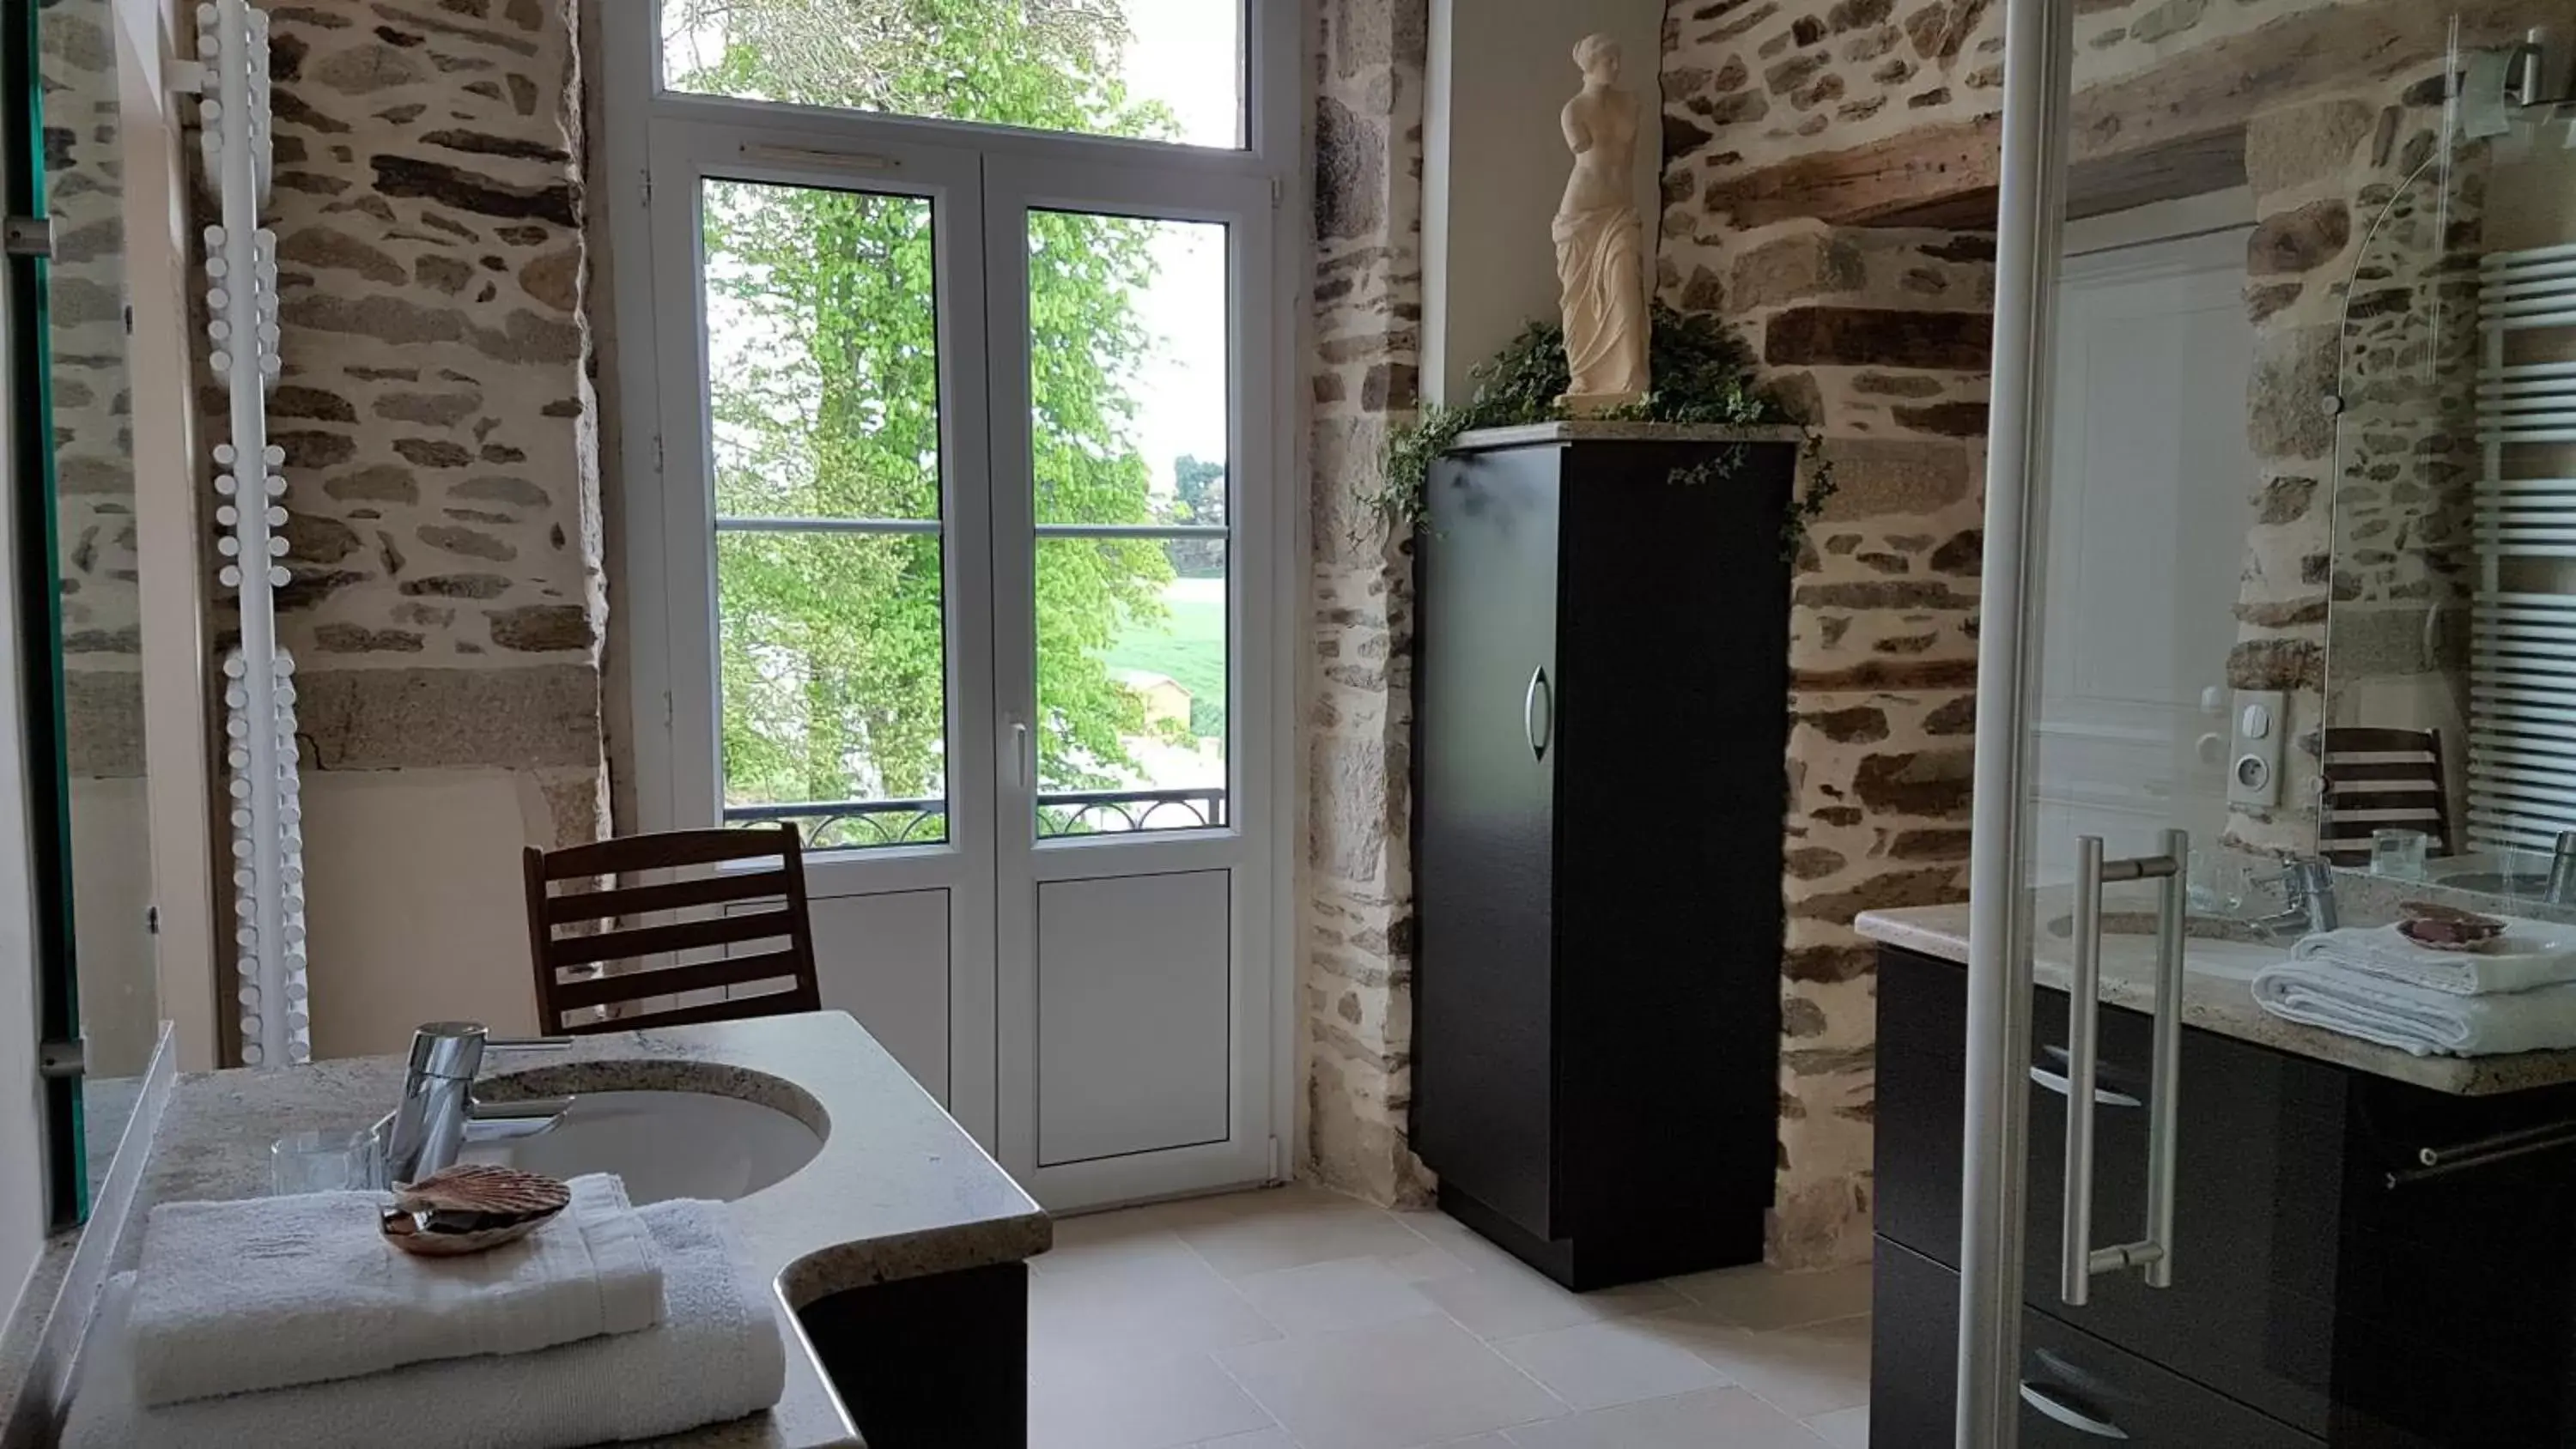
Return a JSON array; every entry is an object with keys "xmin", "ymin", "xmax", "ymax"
[
  {"xmin": 2060, "ymin": 830, "xmax": 2186, "ymax": 1307},
  {"xmin": 2020, "ymin": 1382, "xmax": 2130, "ymax": 1440},
  {"xmin": 2027, "ymin": 1062, "xmax": 2142, "ymax": 1109},
  {"xmin": 1523, "ymin": 666, "xmax": 1552, "ymax": 761}
]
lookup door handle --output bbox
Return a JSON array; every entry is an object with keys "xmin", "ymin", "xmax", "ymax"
[
  {"xmin": 2061, "ymin": 829, "xmax": 2187, "ymax": 1307},
  {"xmin": 1011, "ymin": 721, "xmax": 1032, "ymax": 790},
  {"xmin": 1523, "ymin": 666, "xmax": 1552, "ymax": 761},
  {"xmin": 2019, "ymin": 1382, "xmax": 2131, "ymax": 1440},
  {"xmin": 2027, "ymin": 1062, "xmax": 2143, "ymax": 1109}
]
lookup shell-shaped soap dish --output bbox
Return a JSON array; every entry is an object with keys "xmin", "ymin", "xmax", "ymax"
[{"xmin": 380, "ymin": 1162, "xmax": 572, "ymax": 1257}]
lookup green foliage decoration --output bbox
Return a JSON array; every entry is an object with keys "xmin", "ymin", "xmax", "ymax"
[{"xmin": 1376, "ymin": 305, "xmax": 1836, "ymax": 556}]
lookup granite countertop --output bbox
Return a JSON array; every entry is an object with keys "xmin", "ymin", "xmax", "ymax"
[
  {"xmin": 1856, "ymin": 902, "xmax": 2576, "ymax": 1096},
  {"xmin": 47, "ymin": 1010, "xmax": 1050, "ymax": 1448}
]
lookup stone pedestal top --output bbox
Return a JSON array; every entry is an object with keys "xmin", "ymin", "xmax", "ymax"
[{"xmin": 1450, "ymin": 420, "xmax": 1808, "ymax": 451}]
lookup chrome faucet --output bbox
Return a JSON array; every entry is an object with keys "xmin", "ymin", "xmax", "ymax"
[
  {"xmin": 2246, "ymin": 859, "xmax": 2339, "ymax": 940},
  {"xmin": 2548, "ymin": 831, "xmax": 2576, "ymax": 907},
  {"xmin": 374, "ymin": 1022, "xmax": 574, "ymax": 1188}
]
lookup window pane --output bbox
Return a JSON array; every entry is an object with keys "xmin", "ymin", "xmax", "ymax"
[
  {"xmin": 662, "ymin": 0, "xmax": 1245, "ymax": 151},
  {"xmin": 718, "ymin": 530, "xmax": 950, "ymax": 850},
  {"xmin": 1029, "ymin": 212, "xmax": 1228, "ymax": 527},
  {"xmin": 702, "ymin": 179, "xmax": 940, "ymax": 521},
  {"xmin": 1036, "ymin": 538, "xmax": 1226, "ymax": 839}
]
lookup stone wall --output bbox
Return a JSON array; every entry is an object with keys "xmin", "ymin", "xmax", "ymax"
[
  {"xmin": 47, "ymin": 0, "xmax": 143, "ymax": 781},
  {"xmin": 1302, "ymin": 0, "xmax": 1434, "ymax": 1207},
  {"xmin": 219, "ymin": 0, "xmax": 606, "ymax": 849}
]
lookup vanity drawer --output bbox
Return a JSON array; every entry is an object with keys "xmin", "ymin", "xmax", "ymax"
[
  {"xmin": 1869, "ymin": 1235, "xmax": 2322, "ymax": 1448},
  {"xmin": 1875, "ymin": 946, "xmax": 2348, "ymax": 1434},
  {"xmin": 2022, "ymin": 967, "xmax": 2348, "ymax": 1436}
]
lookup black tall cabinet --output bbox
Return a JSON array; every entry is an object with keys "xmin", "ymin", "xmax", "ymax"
[{"xmin": 1411, "ymin": 429, "xmax": 1795, "ymax": 1290}]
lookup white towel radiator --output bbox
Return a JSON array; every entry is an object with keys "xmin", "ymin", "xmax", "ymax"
[{"xmin": 2469, "ymin": 241, "xmax": 2576, "ymax": 856}]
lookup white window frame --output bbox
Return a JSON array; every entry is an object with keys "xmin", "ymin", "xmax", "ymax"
[{"xmin": 593, "ymin": 2, "xmax": 1309, "ymax": 1164}]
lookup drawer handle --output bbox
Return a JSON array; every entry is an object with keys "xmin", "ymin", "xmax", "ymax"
[
  {"xmin": 1523, "ymin": 666, "xmax": 1553, "ymax": 761},
  {"xmin": 2028, "ymin": 1062, "xmax": 2142, "ymax": 1109},
  {"xmin": 2020, "ymin": 1382, "xmax": 2131, "ymax": 1440}
]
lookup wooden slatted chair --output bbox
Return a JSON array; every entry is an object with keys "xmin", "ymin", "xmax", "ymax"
[
  {"xmin": 522, "ymin": 824, "xmax": 822, "ymax": 1035},
  {"xmin": 2319, "ymin": 725, "xmax": 2454, "ymax": 867}
]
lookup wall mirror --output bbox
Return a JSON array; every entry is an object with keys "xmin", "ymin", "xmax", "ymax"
[
  {"xmin": 2320, "ymin": 24, "xmax": 2576, "ymax": 911},
  {"xmin": 30, "ymin": 0, "xmax": 161, "ymax": 1218}
]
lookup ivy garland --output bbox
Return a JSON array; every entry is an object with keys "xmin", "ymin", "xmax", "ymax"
[{"xmin": 1373, "ymin": 305, "xmax": 1837, "ymax": 557}]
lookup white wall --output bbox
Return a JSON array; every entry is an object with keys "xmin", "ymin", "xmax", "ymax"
[
  {"xmin": 1421, "ymin": 0, "xmax": 1663, "ymax": 404},
  {"xmin": 119, "ymin": 0, "xmax": 217, "ymax": 1072}
]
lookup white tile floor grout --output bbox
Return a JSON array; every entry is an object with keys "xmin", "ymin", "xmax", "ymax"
[{"xmin": 1026, "ymin": 1183, "xmax": 1872, "ymax": 1449}]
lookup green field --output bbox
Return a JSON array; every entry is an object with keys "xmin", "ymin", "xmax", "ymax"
[{"xmin": 1105, "ymin": 582, "xmax": 1226, "ymax": 737}]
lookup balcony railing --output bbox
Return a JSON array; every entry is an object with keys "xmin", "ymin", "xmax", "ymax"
[{"xmin": 725, "ymin": 786, "xmax": 1228, "ymax": 849}]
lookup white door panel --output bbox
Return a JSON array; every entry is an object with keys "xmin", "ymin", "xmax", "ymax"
[
  {"xmin": 2038, "ymin": 228, "xmax": 2257, "ymax": 878},
  {"xmin": 1036, "ymin": 871, "xmax": 1230, "ymax": 1165},
  {"xmin": 811, "ymin": 889, "xmax": 952, "ymax": 1106}
]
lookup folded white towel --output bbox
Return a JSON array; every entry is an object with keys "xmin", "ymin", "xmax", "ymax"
[
  {"xmin": 2293, "ymin": 919, "xmax": 2576, "ymax": 996},
  {"xmin": 2254, "ymin": 961, "xmax": 2576, "ymax": 1057},
  {"xmin": 66, "ymin": 1199, "xmax": 785, "ymax": 1449},
  {"xmin": 131, "ymin": 1172, "xmax": 661, "ymax": 1406}
]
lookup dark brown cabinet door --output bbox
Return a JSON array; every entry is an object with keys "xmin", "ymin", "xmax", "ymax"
[{"xmin": 1413, "ymin": 446, "xmax": 1562, "ymax": 1240}]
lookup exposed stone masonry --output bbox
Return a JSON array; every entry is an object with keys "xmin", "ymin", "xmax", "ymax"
[
  {"xmin": 1302, "ymin": 0, "xmax": 1434, "ymax": 1208},
  {"xmin": 47, "ymin": 0, "xmax": 142, "ymax": 779},
  {"xmin": 210, "ymin": 0, "xmax": 606, "ymax": 846}
]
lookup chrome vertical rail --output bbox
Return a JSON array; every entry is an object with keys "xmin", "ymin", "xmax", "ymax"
[
  {"xmin": 2060, "ymin": 837, "xmax": 2106, "ymax": 1307},
  {"xmin": 2142, "ymin": 827, "xmax": 2188, "ymax": 1289},
  {"xmin": 1958, "ymin": 0, "xmax": 2075, "ymax": 1435}
]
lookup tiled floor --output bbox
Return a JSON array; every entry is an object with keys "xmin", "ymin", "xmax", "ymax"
[{"xmin": 1028, "ymin": 1184, "xmax": 1872, "ymax": 1449}]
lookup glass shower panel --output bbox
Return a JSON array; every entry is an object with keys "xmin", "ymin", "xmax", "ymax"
[{"xmin": 1966, "ymin": 6, "xmax": 2576, "ymax": 1444}]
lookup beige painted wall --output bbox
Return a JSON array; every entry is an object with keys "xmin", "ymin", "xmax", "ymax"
[
  {"xmin": 118, "ymin": 0, "xmax": 216, "ymax": 1071},
  {"xmin": 303, "ymin": 771, "xmax": 548, "ymax": 1058},
  {"xmin": 1422, "ymin": 0, "xmax": 1663, "ymax": 403}
]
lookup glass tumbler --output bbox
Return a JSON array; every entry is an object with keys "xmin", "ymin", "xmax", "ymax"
[
  {"xmin": 2370, "ymin": 828, "xmax": 2431, "ymax": 881},
  {"xmin": 270, "ymin": 1126, "xmax": 381, "ymax": 1195}
]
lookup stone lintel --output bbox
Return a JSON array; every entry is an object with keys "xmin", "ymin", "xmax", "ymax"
[{"xmin": 295, "ymin": 664, "xmax": 604, "ymax": 771}]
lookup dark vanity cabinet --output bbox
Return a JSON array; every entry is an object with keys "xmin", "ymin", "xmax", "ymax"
[
  {"xmin": 1873, "ymin": 943, "xmax": 2576, "ymax": 1446},
  {"xmin": 1410, "ymin": 433, "xmax": 1795, "ymax": 1290}
]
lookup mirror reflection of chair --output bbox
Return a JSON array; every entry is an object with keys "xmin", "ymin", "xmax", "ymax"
[
  {"xmin": 2318, "ymin": 725, "xmax": 2453, "ymax": 867},
  {"xmin": 522, "ymin": 824, "xmax": 822, "ymax": 1036}
]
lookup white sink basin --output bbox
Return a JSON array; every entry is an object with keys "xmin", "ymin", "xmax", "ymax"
[{"xmin": 462, "ymin": 1090, "xmax": 823, "ymax": 1203}]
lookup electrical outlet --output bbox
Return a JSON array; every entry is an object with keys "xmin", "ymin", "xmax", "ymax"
[{"xmin": 2227, "ymin": 688, "xmax": 2287, "ymax": 808}]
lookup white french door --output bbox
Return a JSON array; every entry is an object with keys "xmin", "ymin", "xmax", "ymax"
[{"xmin": 608, "ymin": 9, "xmax": 1291, "ymax": 1210}]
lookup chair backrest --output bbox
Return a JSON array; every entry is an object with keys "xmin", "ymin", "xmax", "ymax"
[
  {"xmin": 2319, "ymin": 725, "xmax": 2453, "ymax": 865},
  {"xmin": 522, "ymin": 825, "xmax": 822, "ymax": 1035}
]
